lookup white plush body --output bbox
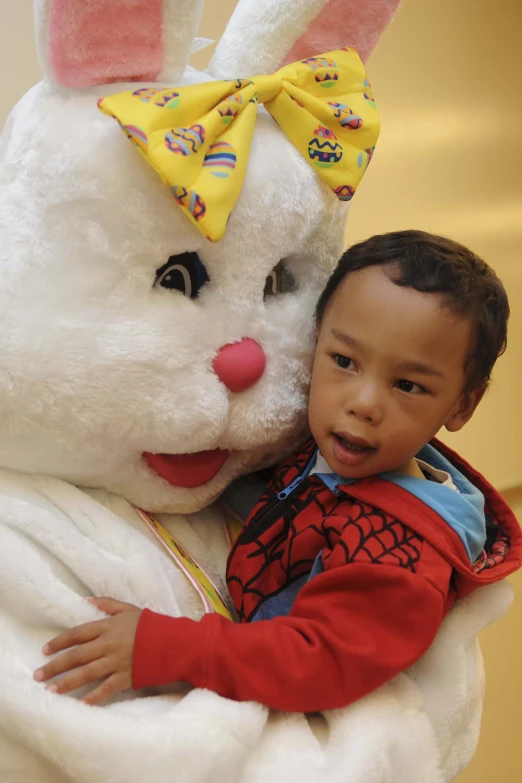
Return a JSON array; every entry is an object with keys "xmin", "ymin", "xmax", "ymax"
[
  {"xmin": 0, "ymin": 468, "xmax": 512, "ymax": 782},
  {"xmin": 0, "ymin": 1, "xmax": 510, "ymax": 780}
]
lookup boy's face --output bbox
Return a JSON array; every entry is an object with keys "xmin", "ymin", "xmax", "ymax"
[{"xmin": 309, "ymin": 265, "xmax": 484, "ymax": 479}]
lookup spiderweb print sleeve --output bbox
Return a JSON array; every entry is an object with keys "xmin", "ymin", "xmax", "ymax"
[{"xmin": 323, "ymin": 499, "xmax": 423, "ymax": 572}]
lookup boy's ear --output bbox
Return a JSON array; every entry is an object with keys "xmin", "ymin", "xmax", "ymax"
[{"xmin": 444, "ymin": 384, "xmax": 487, "ymax": 433}]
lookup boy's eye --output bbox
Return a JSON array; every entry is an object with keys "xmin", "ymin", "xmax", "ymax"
[
  {"xmin": 396, "ymin": 379, "xmax": 425, "ymax": 394},
  {"xmin": 334, "ymin": 355, "xmax": 354, "ymax": 370}
]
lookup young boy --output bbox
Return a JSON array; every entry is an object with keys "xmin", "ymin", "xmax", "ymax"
[{"xmin": 35, "ymin": 230, "xmax": 522, "ymax": 711}]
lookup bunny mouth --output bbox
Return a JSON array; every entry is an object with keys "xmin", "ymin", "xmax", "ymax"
[{"xmin": 143, "ymin": 449, "xmax": 230, "ymax": 489}]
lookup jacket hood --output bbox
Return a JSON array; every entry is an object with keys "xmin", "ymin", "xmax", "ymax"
[{"xmin": 339, "ymin": 438, "xmax": 522, "ymax": 599}]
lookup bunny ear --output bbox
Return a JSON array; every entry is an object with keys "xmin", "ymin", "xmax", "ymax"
[
  {"xmin": 34, "ymin": 0, "xmax": 204, "ymax": 89},
  {"xmin": 209, "ymin": 0, "xmax": 401, "ymax": 78},
  {"xmin": 283, "ymin": 0, "xmax": 402, "ymax": 65}
]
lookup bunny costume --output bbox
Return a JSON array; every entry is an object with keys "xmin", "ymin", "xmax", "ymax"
[{"xmin": 0, "ymin": 1, "xmax": 515, "ymax": 782}]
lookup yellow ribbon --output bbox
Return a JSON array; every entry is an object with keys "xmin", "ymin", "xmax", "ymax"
[{"xmin": 98, "ymin": 49, "xmax": 379, "ymax": 242}]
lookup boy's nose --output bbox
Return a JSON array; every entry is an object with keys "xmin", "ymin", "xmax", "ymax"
[
  {"xmin": 348, "ymin": 384, "xmax": 383, "ymax": 425},
  {"xmin": 213, "ymin": 338, "xmax": 266, "ymax": 393}
]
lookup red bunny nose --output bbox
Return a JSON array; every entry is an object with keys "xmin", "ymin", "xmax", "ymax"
[{"xmin": 213, "ymin": 338, "xmax": 266, "ymax": 393}]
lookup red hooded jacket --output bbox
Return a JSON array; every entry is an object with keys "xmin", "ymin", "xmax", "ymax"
[{"xmin": 133, "ymin": 439, "xmax": 522, "ymax": 712}]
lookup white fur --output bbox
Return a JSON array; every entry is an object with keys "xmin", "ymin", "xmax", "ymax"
[
  {"xmin": 0, "ymin": 1, "xmax": 509, "ymax": 780},
  {"xmin": 160, "ymin": 0, "xmax": 206, "ymax": 82}
]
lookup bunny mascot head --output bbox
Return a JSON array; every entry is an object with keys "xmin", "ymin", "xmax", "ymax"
[
  {"xmin": 0, "ymin": 2, "xmax": 513, "ymax": 782},
  {"xmin": 0, "ymin": 0, "xmax": 390, "ymax": 516}
]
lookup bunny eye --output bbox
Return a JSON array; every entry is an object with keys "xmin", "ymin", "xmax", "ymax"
[
  {"xmin": 263, "ymin": 261, "xmax": 297, "ymax": 300},
  {"xmin": 154, "ymin": 252, "xmax": 209, "ymax": 298}
]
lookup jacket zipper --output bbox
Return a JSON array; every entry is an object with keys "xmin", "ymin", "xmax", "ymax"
[
  {"xmin": 277, "ymin": 475, "xmax": 303, "ymax": 500},
  {"xmin": 242, "ymin": 451, "xmax": 317, "ymax": 539}
]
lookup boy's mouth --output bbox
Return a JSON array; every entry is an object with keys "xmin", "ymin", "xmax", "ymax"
[{"xmin": 332, "ymin": 432, "xmax": 377, "ymax": 467}]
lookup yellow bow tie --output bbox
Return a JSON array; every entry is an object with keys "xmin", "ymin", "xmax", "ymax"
[{"xmin": 98, "ymin": 48, "xmax": 379, "ymax": 242}]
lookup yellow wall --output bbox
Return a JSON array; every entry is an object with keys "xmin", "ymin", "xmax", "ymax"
[
  {"xmin": 1, "ymin": 1, "xmax": 520, "ymax": 780},
  {"xmin": 0, "ymin": 3, "xmax": 40, "ymax": 124}
]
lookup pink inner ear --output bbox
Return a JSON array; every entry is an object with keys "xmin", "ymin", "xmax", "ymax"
[
  {"xmin": 48, "ymin": 0, "xmax": 164, "ymax": 88},
  {"xmin": 283, "ymin": 0, "xmax": 401, "ymax": 64}
]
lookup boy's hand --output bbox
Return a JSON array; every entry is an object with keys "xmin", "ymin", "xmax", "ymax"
[{"xmin": 34, "ymin": 597, "xmax": 141, "ymax": 705}]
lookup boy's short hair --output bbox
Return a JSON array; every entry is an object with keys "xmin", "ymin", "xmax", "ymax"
[{"xmin": 315, "ymin": 230, "xmax": 509, "ymax": 392}]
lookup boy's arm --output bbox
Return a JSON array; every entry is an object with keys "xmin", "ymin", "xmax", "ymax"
[{"xmin": 133, "ymin": 548, "xmax": 452, "ymax": 712}]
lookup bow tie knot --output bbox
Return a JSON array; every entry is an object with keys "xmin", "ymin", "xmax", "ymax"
[
  {"xmin": 249, "ymin": 74, "xmax": 284, "ymax": 105},
  {"xmin": 99, "ymin": 48, "xmax": 380, "ymax": 242}
]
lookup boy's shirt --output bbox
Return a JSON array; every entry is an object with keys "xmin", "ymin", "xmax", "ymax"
[
  {"xmin": 132, "ymin": 438, "xmax": 522, "ymax": 712},
  {"xmin": 313, "ymin": 450, "xmax": 458, "ymax": 490}
]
